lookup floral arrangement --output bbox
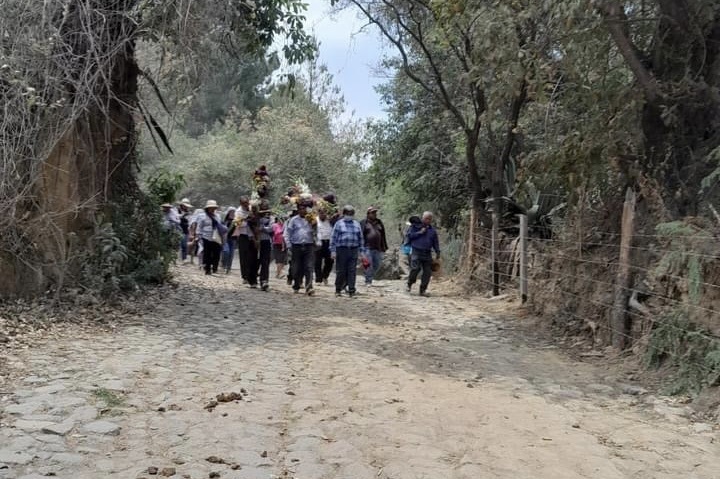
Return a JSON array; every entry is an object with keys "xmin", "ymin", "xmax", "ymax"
[
  {"xmin": 315, "ymin": 197, "xmax": 337, "ymax": 216},
  {"xmin": 305, "ymin": 210, "xmax": 318, "ymax": 226},
  {"xmin": 283, "ymin": 178, "xmax": 320, "ymax": 225},
  {"xmin": 253, "ymin": 165, "xmax": 270, "ymax": 198}
]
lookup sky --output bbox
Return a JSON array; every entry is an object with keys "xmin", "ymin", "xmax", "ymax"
[{"xmin": 301, "ymin": 1, "xmax": 389, "ymax": 121}]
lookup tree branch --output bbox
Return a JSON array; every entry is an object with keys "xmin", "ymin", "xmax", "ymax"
[{"xmin": 596, "ymin": 0, "xmax": 660, "ymax": 102}]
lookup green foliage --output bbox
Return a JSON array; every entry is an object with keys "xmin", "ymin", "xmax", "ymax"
[
  {"xmin": 80, "ymin": 223, "xmax": 130, "ymax": 297},
  {"xmin": 92, "ymin": 387, "xmax": 126, "ymax": 416},
  {"xmin": 137, "ymin": 0, "xmax": 317, "ymax": 137},
  {"xmin": 91, "ymin": 388, "xmax": 125, "ymax": 409},
  {"xmin": 653, "ymin": 221, "xmax": 715, "ymax": 305},
  {"xmin": 80, "ymin": 191, "xmax": 176, "ymax": 298},
  {"xmin": 700, "ymin": 145, "xmax": 720, "ymax": 192},
  {"xmin": 141, "ymin": 81, "xmax": 376, "ymax": 210},
  {"xmin": 645, "ymin": 309, "xmax": 720, "ymax": 395},
  {"xmin": 146, "ymin": 170, "xmax": 186, "ymax": 204},
  {"xmin": 366, "ymin": 78, "xmax": 469, "ymax": 230}
]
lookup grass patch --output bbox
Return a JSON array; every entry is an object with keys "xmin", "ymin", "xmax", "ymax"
[{"xmin": 91, "ymin": 387, "xmax": 125, "ymax": 408}]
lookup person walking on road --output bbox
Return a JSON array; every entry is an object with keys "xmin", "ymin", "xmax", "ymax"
[
  {"xmin": 360, "ymin": 206, "xmax": 388, "ymax": 286},
  {"xmin": 314, "ymin": 209, "xmax": 334, "ymax": 285},
  {"xmin": 235, "ymin": 196, "xmax": 258, "ymax": 287},
  {"xmin": 221, "ymin": 207, "xmax": 237, "ymax": 273},
  {"xmin": 178, "ymin": 198, "xmax": 193, "ymax": 263},
  {"xmin": 406, "ymin": 211, "xmax": 440, "ymax": 297},
  {"xmin": 330, "ymin": 205, "xmax": 364, "ymax": 298},
  {"xmin": 194, "ymin": 200, "xmax": 225, "ymax": 275},
  {"xmin": 257, "ymin": 209, "xmax": 274, "ymax": 291},
  {"xmin": 271, "ymin": 216, "xmax": 287, "ymax": 279},
  {"xmin": 284, "ymin": 202, "xmax": 316, "ymax": 295}
]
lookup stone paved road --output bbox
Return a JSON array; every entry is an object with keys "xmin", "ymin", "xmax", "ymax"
[{"xmin": 1, "ymin": 266, "xmax": 718, "ymax": 478}]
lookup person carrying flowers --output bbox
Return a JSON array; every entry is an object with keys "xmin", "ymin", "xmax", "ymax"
[{"xmin": 283, "ymin": 201, "xmax": 317, "ymax": 296}]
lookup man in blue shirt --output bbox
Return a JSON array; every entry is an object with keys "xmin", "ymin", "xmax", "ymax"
[
  {"xmin": 330, "ymin": 205, "xmax": 364, "ymax": 297},
  {"xmin": 283, "ymin": 202, "xmax": 316, "ymax": 295},
  {"xmin": 406, "ymin": 211, "xmax": 440, "ymax": 297}
]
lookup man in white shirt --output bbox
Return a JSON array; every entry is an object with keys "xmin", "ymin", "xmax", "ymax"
[{"xmin": 314, "ymin": 209, "xmax": 333, "ymax": 285}]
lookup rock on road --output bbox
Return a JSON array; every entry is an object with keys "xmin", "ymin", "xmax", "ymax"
[{"xmin": 0, "ymin": 266, "xmax": 718, "ymax": 479}]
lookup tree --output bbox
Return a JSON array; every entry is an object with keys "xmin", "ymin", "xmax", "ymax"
[
  {"xmin": 340, "ymin": 0, "xmax": 555, "ymax": 263},
  {"xmin": 141, "ymin": 70, "xmax": 374, "ymax": 211},
  {"xmin": 367, "ymin": 70, "xmax": 470, "ymax": 229},
  {"xmin": 0, "ymin": 0, "xmax": 315, "ymax": 298},
  {"xmin": 597, "ymin": 0, "xmax": 720, "ymax": 216}
]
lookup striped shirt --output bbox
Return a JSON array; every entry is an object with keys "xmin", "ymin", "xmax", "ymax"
[{"xmin": 330, "ymin": 217, "xmax": 364, "ymax": 253}]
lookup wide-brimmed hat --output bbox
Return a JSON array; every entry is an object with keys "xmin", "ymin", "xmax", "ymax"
[
  {"xmin": 205, "ymin": 200, "xmax": 219, "ymax": 209},
  {"xmin": 180, "ymin": 198, "xmax": 193, "ymax": 208},
  {"xmin": 160, "ymin": 203, "xmax": 173, "ymax": 208}
]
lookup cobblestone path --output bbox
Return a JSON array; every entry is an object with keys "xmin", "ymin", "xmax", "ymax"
[{"xmin": 1, "ymin": 266, "xmax": 718, "ymax": 478}]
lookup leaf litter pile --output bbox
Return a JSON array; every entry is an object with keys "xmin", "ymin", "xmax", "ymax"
[{"xmin": 0, "ymin": 286, "xmax": 166, "ymax": 389}]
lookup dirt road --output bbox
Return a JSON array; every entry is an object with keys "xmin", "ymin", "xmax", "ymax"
[{"xmin": 0, "ymin": 266, "xmax": 718, "ymax": 478}]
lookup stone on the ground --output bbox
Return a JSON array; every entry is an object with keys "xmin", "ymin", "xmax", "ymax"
[
  {"xmin": 41, "ymin": 421, "xmax": 75, "ymax": 436},
  {"xmin": 81, "ymin": 421, "xmax": 120, "ymax": 435},
  {"xmin": 0, "ymin": 450, "xmax": 33, "ymax": 465}
]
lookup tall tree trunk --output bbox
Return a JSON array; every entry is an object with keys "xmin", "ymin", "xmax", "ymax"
[
  {"xmin": 464, "ymin": 130, "xmax": 487, "ymax": 270},
  {"xmin": 0, "ymin": 1, "xmax": 140, "ymax": 298}
]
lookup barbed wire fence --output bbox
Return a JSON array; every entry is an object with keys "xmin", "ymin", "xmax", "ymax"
[{"xmin": 472, "ymin": 189, "xmax": 720, "ymax": 393}]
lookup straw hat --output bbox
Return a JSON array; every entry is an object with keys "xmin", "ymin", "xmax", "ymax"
[
  {"xmin": 180, "ymin": 198, "xmax": 193, "ymax": 208},
  {"xmin": 205, "ymin": 200, "xmax": 219, "ymax": 209},
  {"xmin": 160, "ymin": 203, "xmax": 173, "ymax": 208}
]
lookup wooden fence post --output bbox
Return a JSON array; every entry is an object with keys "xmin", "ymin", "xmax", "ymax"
[
  {"xmin": 491, "ymin": 210, "xmax": 499, "ymax": 296},
  {"xmin": 611, "ymin": 188, "xmax": 636, "ymax": 350},
  {"xmin": 519, "ymin": 214, "xmax": 528, "ymax": 303}
]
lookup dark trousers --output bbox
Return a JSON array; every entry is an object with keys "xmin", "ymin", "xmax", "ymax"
[
  {"xmin": 202, "ymin": 238, "xmax": 222, "ymax": 274},
  {"xmin": 258, "ymin": 240, "xmax": 271, "ymax": 286},
  {"xmin": 408, "ymin": 249, "xmax": 433, "ymax": 292},
  {"xmin": 222, "ymin": 237, "xmax": 237, "ymax": 271},
  {"xmin": 180, "ymin": 233, "xmax": 189, "ymax": 260},
  {"xmin": 335, "ymin": 246, "xmax": 359, "ymax": 294},
  {"xmin": 237, "ymin": 234, "xmax": 258, "ymax": 285},
  {"xmin": 285, "ymin": 246, "xmax": 295, "ymax": 285},
  {"xmin": 291, "ymin": 243, "xmax": 315, "ymax": 291},
  {"xmin": 314, "ymin": 239, "xmax": 334, "ymax": 282}
]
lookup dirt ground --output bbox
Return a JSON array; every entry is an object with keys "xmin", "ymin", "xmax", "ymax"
[{"xmin": 0, "ymin": 265, "xmax": 718, "ymax": 479}]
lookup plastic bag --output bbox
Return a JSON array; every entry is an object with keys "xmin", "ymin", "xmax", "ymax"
[{"xmin": 361, "ymin": 256, "xmax": 370, "ymax": 270}]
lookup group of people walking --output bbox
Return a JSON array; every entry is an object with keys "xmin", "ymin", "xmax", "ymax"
[{"xmin": 163, "ymin": 197, "xmax": 441, "ymax": 297}]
